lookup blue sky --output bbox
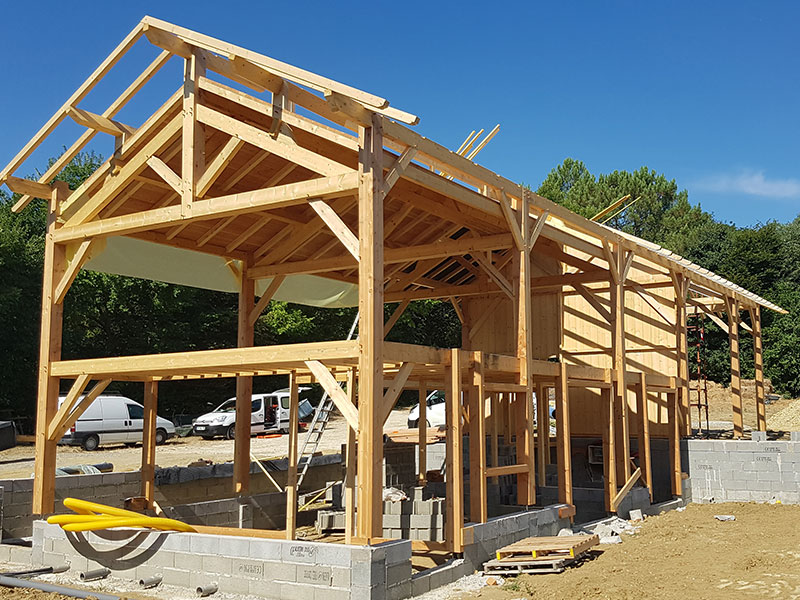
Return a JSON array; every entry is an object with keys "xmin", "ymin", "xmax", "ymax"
[{"xmin": 1, "ymin": 0, "xmax": 797, "ymax": 226}]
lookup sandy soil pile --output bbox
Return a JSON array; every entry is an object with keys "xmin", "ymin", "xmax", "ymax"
[
  {"xmin": 767, "ymin": 400, "xmax": 800, "ymax": 431},
  {"xmin": 454, "ymin": 502, "xmax": 800, "ymax": 600}
]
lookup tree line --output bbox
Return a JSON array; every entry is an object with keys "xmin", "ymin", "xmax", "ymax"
[{"xmin": 0, "ymin": 154, "xmax": 796, "ymax": 426}]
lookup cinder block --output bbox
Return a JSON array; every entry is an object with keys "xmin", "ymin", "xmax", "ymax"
[
  {"xmin": 280, "ymin": 582, "xmax": 316, "ymax": 600},
  {"xmin": 790, "ymin": 432, "xmax": 800, "ymax": 442},
  {"xmin": 174, "ymin": 551, "xmax": 204, "ymax": 571},
  {"xmin": 387, "ymin": 580, "xmax": 411, "ymax": 600},
  {"xmin": 189, "ymin": 534, "xmax": 219, "ymax": 555},
  {"xmin": 351, "ymin": 557, "xmax": 384, "ymax": 586}
]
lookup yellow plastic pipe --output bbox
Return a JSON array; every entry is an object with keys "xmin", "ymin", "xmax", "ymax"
[{"xmin": 48, "ymin": 498, "xmax": 196, "ymax": 533}]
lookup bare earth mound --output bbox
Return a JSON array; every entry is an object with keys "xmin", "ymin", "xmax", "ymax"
[{"xmin": 454, "ymin": 502, "xmax": 800, "ymax": 600}]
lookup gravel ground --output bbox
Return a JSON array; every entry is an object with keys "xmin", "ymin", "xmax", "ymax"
[{"xmin": 0, "ymin": 409, "xmax": 411, "ymax": 478}]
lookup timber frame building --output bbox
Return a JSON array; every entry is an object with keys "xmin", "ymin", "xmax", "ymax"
[{"xmin": 2, "ymin": 17, "xmax": 785, "ymax": 551}]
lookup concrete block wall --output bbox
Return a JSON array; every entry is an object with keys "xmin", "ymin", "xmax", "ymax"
[
  {"xmin": 33, "ymin": 520, "xmax": 411, "ymax": 600},
  {"xmin": 682, "ymin": 438, "xmax": 800, "ymax": 503},
  {"xmin": 0, "ymin": 454, "xmax": 341, "ymax": 539}
]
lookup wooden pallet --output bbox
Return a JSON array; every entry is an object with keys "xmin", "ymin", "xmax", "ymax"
[
  {"xmin": 494, "ymin": 534, "xmax": 599, "ymax": 561},
  {"xmin": 483, "ymin": 555, "xmax": 572, "ymax": 575}
]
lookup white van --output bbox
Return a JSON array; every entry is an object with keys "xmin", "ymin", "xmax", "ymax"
[
  {"xmin": 192, "ymin": 389, "xmax": 313, "ymax": 440},
  {"xmin": 58, "ymin": 392, "xmax": 176, "ymax": 451}
]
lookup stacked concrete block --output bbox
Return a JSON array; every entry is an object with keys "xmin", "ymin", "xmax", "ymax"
[
  {"xmin": 383, "ymin": 445, "xmax": 417, "ymax": 489},
  {"xmin": 682, "ymin": 439, "xmax": 800, "ymax": 504}
]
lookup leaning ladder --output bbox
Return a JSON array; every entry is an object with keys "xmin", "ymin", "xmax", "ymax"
[{"xmin": 296, "ymin": 313, "xmax": 359, "ymax": 490}]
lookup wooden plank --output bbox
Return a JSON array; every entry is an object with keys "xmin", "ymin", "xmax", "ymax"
[
  {"xmin": 610, "ymin": 247, "xmax": 630, "ymax": 482},
  {"xmin": 418, "ymin": 382, "xmax": 428, "ymax": 485},
  {"xmin": 305, "ymin": 361, "xmax": 359, "ymax": 431},
  {"xmin": 5, "ymin": 176, "xmax": 53, "ymax": 199},
  {"xmin": 486, "ymin": 463, "xmax": 529, "ymax": 478},
  {"xmin": 380, "ymin": 362, "xmax": 414, "ymax": 424},
  {"xmin": 728, "ymin": 297, "xmax": 743, "ymax": 438},
  {"xmin": 536, "ymin": 381, "xmax": 549, "ymax": 487},
  {"xmin": 191, "ymin": 525, "xmax": 286, "ymax": 539},
  {"xmin": 197, "ymin": 137, "xmax": 245, "ymax": 197},
  {"xmin": 249, "ymin": 275, "xmax": 285, "ymax": 326},
  {"xmin": 54, "ymin": 172, "xmax": 359, "ymax": 244},
  {"xmin": 668, "ymin": 391, "xmax": 682, "ymax": 496},
  {"xmin": 383, "ymin": 300, "xmax": 410, "ymax": 338},
  {"xmin": 517, "ymin": 190, "xmax": 535, "ymax": 505},
  {"xmin": 181, "ymin": 49, "xmax": 206, "ymax": 217},
  {"xmin": 196, "ymin": 104, "xmax": 353, "ymax": 177},
  {"xmin": 499, "ymin": 191, "xmax": 523, "ymax": 251},
  {"xmin": 226, "ymin": 215, "xmax": 271, "ymax": 253},
  {"xmin": 636, "ymin": 372, "xmax": 653, "ymax": 501},
  {"xmin": 445, "ymin": 348, "xmax": 464, "ymax": 553},
  {"xmin": 33, "ymin": 183, "xmax": 68, "ymax": 514},
  {"xmin": 146, "ymin": 156, "xmax": 183, "ymax": 194},
  {"xmin": 383, "ymin": 146, "xmax": 418, "ymax": 195},
  {"xmin": 344, "ymin": 368, "xmax": 357, "ymax": 544},
  {"xmin": 469, "ymin": 351, "xmax": 488, "ymax": 523},
  {"xmin": 529, "ymin": 210, "xmax": 550, "ymax": 248},
  {"xmin": 67, "ymin": 107, "xmax": 136, "ymax": 138},
  {"xmin": 234, "ymin": 263, "xmax": 254, "ymax": 494},
  {"xmin": 611, "ymin": 468, "xmax": 642, "ymax": 512},
  {"xmin": 574, "ymin": 284, "xmax": 612, "ymax": 324},
  {"xmin": 674, "ymin": 274, "xmax": 691, "ymax": 436},
  {"xmin": 356, "ymin": 115, "xmax": 385, "ymax": 540},
  {"xmin": 601, "ymin": 385, "xmax": 617, "ymax": 512},
  {"xmin": 309, "ymin": 199, "xmax": 359, "ymax": 260},
  {"xmin": 47, "ymin": 379, "xmax": 111, "ymax": 444},
  {"xmin": 53, "ymin": 240, "xmax": 94, "ymax": 305},
  {"xmin": 141, "ymin": 381, "xmax": 158, "ymax": 505},
  {"xmin": 46, "ymin": 375, "xmax": 90, "ymax": 440},
  {"xmin": 556, "ymin": 362, "xmax": 572, "ymax": 507},
  {"xmin": 285, "ymin": 371, "xmax": 299, "ymax": 540},
  {"xmin": 751, "ymin": 306, "xmax": 766, "ymax": 432}
]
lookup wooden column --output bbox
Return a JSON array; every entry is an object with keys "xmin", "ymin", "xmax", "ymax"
[
  {"xmin": 490, "ymin": 393, "xmax": 500, "ymax": 484},
  {"xmin": 668, "ymin": 391, "xmax": 682, "ymax": 496},
  {"xmin": 750, "ymin": 307, "xmax": 767, "ymax": 432},
  {"xmin": 285, "ymin": 371, "xmax": 299, "ymax": 540},
  {"xmin": 727, "ymin": 297, "xmax": 743, "ymax": 438},
  {"xmin": 418, "ymin": 382, "xmax": 427, "ymax": 485},
  {"xmin": 674, "ymin": 273, "xmax": 691, "ymax": 436},
  {"xmin": 356, "ymin": 114, "xmax": 385, "ymax": 539},
  {"xmin": 445, "ymin": 348, "xmax": 464, "ymax": 553},
  {"xmin": 601, "ymin": 385, "xmax": 616, "ymax": 512},
  {"xmin": 141, "ymin": 380, "xmax": 158, "ymax": 505},
  {"xmin": 610, "ymin": 247, "xmax": 630, "ymax": 481},
  {"xmin": 556, "ymin": 362, "xmax": 572, "ymax": 506},
  {"xmin": 536, "ymin": 381, "xmax": 548, "ymax": 487},
  {"xmin": 635, "ymin": 373, "xmax": 652, "ymax": 501},
  {"xmin": 469, "ymin": 352, "xmax": 487, "ymax": 523},
  {"xmin": 233, "ymin": 264, "xmax": 254, "ymax": 494},
  {"xmin": 181, "ymin": 48, "xmax": 205, "ymax": 217},
  {"xmin": 33, "ymin": 181, "xmax": 68, "ymax": 515},
  {"xmin": 516, "ymin": 190, "xmax": 536, "ymax": 505},
  {"xmin": 344, "ymin": 368, "xmax": 357, "ymax": 544}
]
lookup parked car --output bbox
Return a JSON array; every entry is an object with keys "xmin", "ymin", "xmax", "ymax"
[
  {"xmin": 58, "ymin": 392, "xmax": 176, "ymax": 451},
  {"xmin": 193, "ymin": 389, "xmax": 314, "ymax": 440},
  {"xmin": 407, "ymin": 390, "xmax": 446, "ymax": 428}
]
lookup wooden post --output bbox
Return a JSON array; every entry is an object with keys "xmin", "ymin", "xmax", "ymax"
[
  {"xmin": 344, "ymin": 368, "xmax": 357, "ymax": 544},
  {"xmin": 601, "ymin": 385, "xmax": 616, "ymax": 512},
  {"xmin": 728, "ymin": 297, "xmax": 743, "ymax": 438},
  {"xmin": 610, "ymin": 246, "xmax": 630, "ymax": 482},
  {"xmin": 668, "ymin": 391, "xmax": 682, "ymax": 496},
  {"xmin": 285, "ymin": 371, "xmax": 299, "ymax": 540},
  {"xmin": 555, "ymin": 363, "xmax": 572, "ymax": 506},
  {"xmin": 418, "ymin": 382, "xmax": 427, "ymax": 485},
  {"xmin": 751, "ymin": 307, "xmax": 767, "ymax": 432},
  {"xmin": 674, "ymin": 274, "xmax": 691, "ymax": 436},
  {"xmin": 445, "ymin": 348, "xmax": 464, "ymax": 552},
  {"xmin": 490, "ymin": 393, "xmax": 499, "ymax": 483},
  {"xmin": 32, "ymin": 181, "xmax": 68, "ymax": 515},
  {"xmin": 141, "ymin": 380, "xmax": 158, "ymax": 505},
  {"xmin": 635, "ymin": 372, "xmax": 652, "ymax": 501},
  {"xmin": 181, "ymin": 48, "xmax": 205, "ymax": 217},
  {"xmin": 356, "ymin": 114, "xmax": 385, "ymax": 539},
  {"xmin": 536, "ymin": 380, "xmax": 548, "ymax": 487},
  {"xmin": 469, "ymin": 352, "xmax": 487, "ymax": 523},
  {"xmin": 233, "ymin": 263, "xmax": 254, "ymax": 494},
  {"xmin": 516, "ymin": 189, "xmax": 536, "ymax": 505}
]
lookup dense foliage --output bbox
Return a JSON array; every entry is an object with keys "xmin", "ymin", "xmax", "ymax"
[{"xmin": 0, "ymin": 154, "xmax": 797, "ymax": 426}]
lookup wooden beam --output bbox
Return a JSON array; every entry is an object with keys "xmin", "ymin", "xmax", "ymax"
[
  {"xmin": 33, "ymin": 182, "xmax": 68, "ymax": 514},
  {"xmin": 181, "ymin": 48, "xmax": 206, "ymax": 217},
  {"xmin": 5, "ymin": 176, "xmax": 53, "ymax": 200},
  {"xmin": 380, "ymin": 362, "xmax": 414, "ymax": 424},
  {"xmin": 356, "ymin": 115, "xmax": 385, "ymax": 539},
  {"xmin": 611, "ymin": 247, "xmax": 630, "ymax": 482},
  {"xmin": 728, "ymin": 297, "xmax": 743, "ymax": 438},
  {"xmin": 249, "ymin": 276, "xmax": 285, "ymax": 327},
  {"xmin": 499, "ymin": 191, "xmax": 524, "ymax": 251},
  {"xmin": 668, "ymin": 391, "xmax": 682, "ymax": 496},
  {"xmin": 146, "ymin": 156, "xmax": 183, "ymax": 195},
  {"xmin": 344, "ymin": 368, "xmax": 357, "ymax": 544},
  {"xmin": 54, "ymin": 172, "xmax": 359, "ymax": 244},
  {"xmin": 601, "ymin": 385, "xmax": 617, "ymax": 512},
  {"xmin": 469, "ymin": 351, "xmax": 488, "ymax": 523},
  {"xmin": 197, "ymin": 137, "xmax": 245, "ymax": 197},
  {"xmin": 141, "ymin": 381, "xmax": 158, "ymax": 506},
  {"xmin": 556, "ymin": 362, "xmax": 572, "ymax": 506},
  {"xmin": 574, "ymin": 284, "xmax": 612, "ymax": 324},
  {"xmin": 234, "ymin": 262, "xmax": 254, "ymax": 494},
  {"xmin": 471, "ymin": 252, "xmax": 514, "ymax": 298},
  {"xmin": 536, "ymin": 381, "xmax": 548, "ymax": 487},
  {"xmin": 383, "ymin": 300, "xmax": 410, "ymax": 338},
  {"xmin": 529, "ymin": 209, "xmax": 550, "ymax": 248},
  {"xmin": 674, "ymin": 273, "xmax": 691, "ymax": 437},
  {"xmin": 445, "ymin": 348, "xmax": 464, "ymax": 553},
  {"xmin": 636, "ymin": 372, "xmax": 653, "ymax": 501},
  {"xmin": 751, "ymin": 306, "xmax": 766, "ymax": 432},
  {"xmin": 309, "ymin": 199, "xmax": 359, "ymax": 260},
  {"xmin": 46, "ymin": 375, "xmax": 90, "ymax": 440},
  {"xmin": 486, "ymin": 463, "xmax": 530, "ymax": 478},
  {"xmin": 602, "ymin": 240, "xmax": 620, "ymax": 285},
  {"xmin": 47, "ymin": 378, "xmax": 111, "ymax": 443},
  {"xmin": 418, "ymin": 382, "xmax": 428, "ymax": 486},
  {"xmin": 383, "ymin": 146, "xmax": 418, "ymax": 196},
  {"xmin": 611, "ymin": 467, "xmax": 642, "ymax": 512},
  {"xmin": 285, "ymin": 371, "xmax": 299, "ymax": 540},
  {"xmin": 67, "ymin": 107, "xmax": 136, "ymax": 138},
  {"xmin": 305, "ymin": 361, "xmax": 359, "ymax": 431},
  {"xmin": 53, "ymin": 240, "xmax": 94, "ymax": 305}
]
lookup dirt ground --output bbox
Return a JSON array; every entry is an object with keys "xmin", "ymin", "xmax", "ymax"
[
  {"xmin": 450, "ymin": 502, "xmax": 800, "ymax": 600},
  {"xmin": 0, "ymin": 409, "xmax": 411, "ymax": 479}
]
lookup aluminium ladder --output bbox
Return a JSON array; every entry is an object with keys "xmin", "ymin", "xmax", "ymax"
[{"xmin": 296, "ymin": 313, "xmax": 359, "ymax": 490}]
